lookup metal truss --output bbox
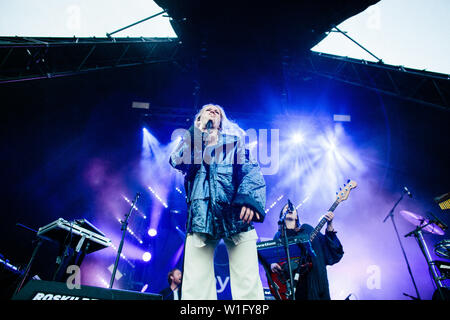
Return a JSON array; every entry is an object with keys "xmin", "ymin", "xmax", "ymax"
[
  {"xmin": 0, "ymin": 36, "xmax": 180, "ymax": 84},
  {"xmin": 2, "ymin": 36, "xmax": 449, "ymax": 113},
  {"xmin": 297, "ymin": 52, "xmax": 450, "ymax": 112}
]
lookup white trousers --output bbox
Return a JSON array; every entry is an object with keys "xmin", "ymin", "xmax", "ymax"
[{"xmin": 181, "ymin": 229, "xmax": 264, "ymax": 300}]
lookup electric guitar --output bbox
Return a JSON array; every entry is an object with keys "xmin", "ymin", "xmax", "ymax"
[{"xmin": 267, "ymin": 180, "xmax": 357, "ymax": 300}]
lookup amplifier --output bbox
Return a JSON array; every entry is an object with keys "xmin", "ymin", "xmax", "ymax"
[{"xmin": 12, "ymin": 280, "xmax": 162, "ymax": 300}]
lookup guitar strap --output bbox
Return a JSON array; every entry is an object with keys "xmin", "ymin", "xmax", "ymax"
[{"xmin": 291, "ymin": 244, "xmax": 313, "ymax": 288}]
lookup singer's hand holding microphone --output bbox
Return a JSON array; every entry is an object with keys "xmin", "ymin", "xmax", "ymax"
[{"xmin": 196, "ymin": 116, "xmax": 258, "ymax": 223}]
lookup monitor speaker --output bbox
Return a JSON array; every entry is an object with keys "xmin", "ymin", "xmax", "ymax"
[{"xmin": 12, "ymin": 280, "xmax": 162, "ymax": 300}]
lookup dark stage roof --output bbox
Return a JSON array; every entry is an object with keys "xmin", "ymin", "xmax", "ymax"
[{"xmin": 154, "ymin": 0, "xmax": 380, "ymax": 56}]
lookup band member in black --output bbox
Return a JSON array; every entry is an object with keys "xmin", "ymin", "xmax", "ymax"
[{"xmin": 270, "ymin": 202, "xmax": 344, "ymax": 300}]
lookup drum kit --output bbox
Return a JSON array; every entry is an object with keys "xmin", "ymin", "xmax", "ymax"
[{"xmin": 400, "ymin": 209, "xmax": 449, "ymax": 300}]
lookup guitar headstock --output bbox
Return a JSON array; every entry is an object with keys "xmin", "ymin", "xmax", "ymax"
[{"xmin": 336, "ymin": 179, "xmax": 357, "ymax": 203}]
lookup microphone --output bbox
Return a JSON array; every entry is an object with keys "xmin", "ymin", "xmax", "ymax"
[
  {"xmin": 278, "ymin": 200, "xmax": 293, "ymax": 225},
  {"xmin": 427, "ymin": 211, "xmax": 448, "ymax": 231},
  {"xmin": 206, "ymin": 120, "xmax": 213, "ymax": 131},
  {"xmin": 287, "ymin": 199, "xmax": 294, "ymax": 213},
  {"xmin": 288, "ymin": 199, "xmax": 294, "ymax": 212},
  {"xmin": 403, "ymin": 186, "xmax": 412, "ymax": 198}
]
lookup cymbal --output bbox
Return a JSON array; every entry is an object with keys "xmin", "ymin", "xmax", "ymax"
[
  {"xmin": 399, "ymin": 210, "xmax": 445, "ymax": 235},
  {"xmin": 435, "ymin": 239, "xmax": 450, "ymax": 259}
]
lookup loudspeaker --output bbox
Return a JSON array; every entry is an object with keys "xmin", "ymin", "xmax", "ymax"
[{"xmin": 12, "ymin": 280, "xmax": 162, "ymax": 300}]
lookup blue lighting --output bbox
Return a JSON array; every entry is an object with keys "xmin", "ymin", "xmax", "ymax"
[
  {"xmin": 292, "ymin": 132, "xmax": 304, "ymax": 145},
  {"xmin": 148, "ymin": 228, "xmax": 157, "ymax": 237},
  {"xmin": 328, "ymin": 142, "xmax": 337, "ymax": 152},
  {"xmin": 142, "ymin": 252, "xmax": 152, "ymax": 262},
  {"xmin": 141, "ymin": 284, "xmax": 149, "ymax": 292}
]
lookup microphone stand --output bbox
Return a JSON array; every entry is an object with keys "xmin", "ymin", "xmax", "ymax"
[
  {"xmin": 14, "ymin": 224, "xmax": 40, "ymax": 295},
  {"xmin": 278, "ymin": 212, "xmax": 295, "ymax": 300},
  {"xmin": 405, "ymin": 220, "xmax": 446, "ymax": 301},
  {"xmin": 109, "ymin": 192, "xmax": 141, "ymax": 289},
  {"xmin": 14, "ymin": 238, "xmax": 43, "ymax": 295},
  {"xmin": 382, "ymin": 192, "xmax": 421, "ymax": 300}
]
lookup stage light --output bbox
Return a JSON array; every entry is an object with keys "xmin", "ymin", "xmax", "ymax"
[
  {"xmin": 142, "ymin": 127, "xmax": 162, "ymax": 159},
  {"xmin": 175, "ymin": 225, "xmax": 186, "ymax": 239},
  {"xmin": 116, "ymin": 218, "xmax": 143, "ymax": 244},
  {"xmin": 292, "ymin": 132, "xmax": 304, "ymax": 145},
  {"xmin": 295, "ymin": 195, "xmax": 310, "ymax": 209},
  {"xmin": 109, "ymin": 243, "xmax": 135, "ymax": 268},
  {"xmin": 175, "ymin": 187, "xmax": 188, "ymax": 201},
  {"xmin": 141, "ymin": 284, "xmax": 149, "ymax": 292},
  {"xmin": 148, "ymin": 228, "xmax": 157, "ymax": 237},
  {"xmin": 171, "ymin": 242, "xmax": 185, "ymax": 266},
  {"xmin": 122, "ymin": 195, "xmax": 147, "ymax": 219},
  {"xmin": 333, "ymin": 114, "xmax": 351, "ymax": 122},
  {"xmin": 148, "ymin": 186, "xmax": 168, "ymax": 208},
  {"xmin": 142, "ymin": 252, "xmax": 152, "ymax": 262},
  {"xmin": 328, "ymin": 142, "xmax": 337, "ymax": 152},
  {"xmin": 132, "ymin": 101, "xmax": 150, "ymax": 110},
  {"xmin": 265, "ymin": 195, "xmax": 284, "ymax": 214},
  {"xmin": 98, "ymin": 277, "xmax": 109, "ymax": 288}
]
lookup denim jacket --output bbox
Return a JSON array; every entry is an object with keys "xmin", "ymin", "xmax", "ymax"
[{"xmin": 169, "ymin": 125, "xmax": 266, "ymax": 239}]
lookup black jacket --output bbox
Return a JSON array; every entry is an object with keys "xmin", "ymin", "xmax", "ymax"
[
  {"xmin": 159, "ymin": 286, "xmax": 181, "ymax": 300},
  {"xmin": 274, "ymin": 224, "xmax": 344, "ymax": 300}
]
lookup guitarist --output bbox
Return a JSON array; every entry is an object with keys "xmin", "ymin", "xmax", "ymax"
[{"xmin": 270, "ymin": 202, "xmax": 344, "ymax": 300}]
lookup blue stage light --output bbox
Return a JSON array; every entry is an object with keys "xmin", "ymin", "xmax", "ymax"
[
  {"xmin": 142, "ymin": 252, "xmax": 152, "ymax": 262},
  {"xmin": 292, "ymin": 132, "xmax": 304, "ymax": 145},
  {"xmin": 141, "ymin": 284, "xmax": 149, "ymax": 292},
  {"xmin": 148, "ymin": 186, "xmax": 168, "ymax": 208},
  {"xmin": 175, "ymin": 225, "xmax": 186, "ymax": 239},
  {"xmin": 328, "ymin": 142, "xmax": 337, "ymax": 152},
  {"xmin": 148, "ymin": 228, "xmax": 157, "ymax": 237}
]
